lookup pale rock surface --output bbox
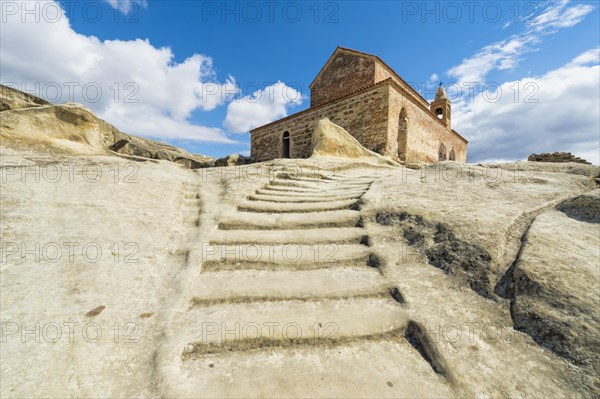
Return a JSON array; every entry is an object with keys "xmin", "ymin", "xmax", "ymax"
[
  {"xmin": 0, "ymin": 85, "xmax": 214, "ymax": 168},
  {"xmin": 506, "ymin": 191, "xmax": 599, "ymax": 375},
  {"xmin": 214, "ymin": 154, "xmax": 253, "ymax": 167},
  {"xmin": 1, "ymin": 102, "xmax": 126, "ymax": 155},
  {"xmin": 1, "ymin": 98, "xmax": 600, "ymax": 397},
  {"xmin": 1, "ymin": 146, "xmax": 598, "ymax": 397},
  {"xmin": 311, "ymin": 118, "xmax": 397, "ymax": 166},
  {"xmin": 0, "ymin": 85, "xmax": 51, "ymax": 111}
]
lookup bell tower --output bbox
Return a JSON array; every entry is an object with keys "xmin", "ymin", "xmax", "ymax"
[{"xmin": 430, "ymin": 83, "xmax": 451, "ymax": 129}]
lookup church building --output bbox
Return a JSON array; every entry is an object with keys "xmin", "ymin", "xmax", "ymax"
[{"xmin": 250, "ymin": 47, "xmax": 467, "ymax": 163}]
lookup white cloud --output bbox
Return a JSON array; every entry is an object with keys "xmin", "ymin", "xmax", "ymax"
[
  {"xmin": 448, "ymin": 0, "xmax": 594, "ymax": 85},
  {"xmin": 104, "ymin": 0, "xmax": 147, "ymax": 14},
  {"xmin": 566, "ymin": 47, "xmax": 600, "ymax": 67},
  {"xmin": 224, "ymin": 82, "xmax": 303, "ymax": 133},
  {"xmin": 0, "ymin": 0, "xmax": 237, "ymax": 143},
  {"xmin": 453, "ymin": 48, "xmax": 600, "ymax": 165},
  {"xmin": 527, "ymin": 0, "xmax": 594, "ymax": 31}
]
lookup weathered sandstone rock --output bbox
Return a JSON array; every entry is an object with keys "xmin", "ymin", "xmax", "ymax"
[
  {"xmin": 214, "ymin": 154, "xmax": 253, "ymax": 167},
  {"xmin": 310, "ymin": 118, "xmax": 397, "ymax": 165},
  {"xmin": 1, "ymin": 149, "xmax": 599, "ymax": 397},
  {"xmin": 111, "ymin": 135, "xmax": 214, "ymax": 168},
  {"xmin": 0, "ymin": 84, "xmax": 51, "ymax": 111},
  {"xmin": 0, "ymin": 85, "xmax": 214, "ymax": 168},
  {"xmin": 505, "ymin": 191, "xmax": 600, "ymax": 380}
]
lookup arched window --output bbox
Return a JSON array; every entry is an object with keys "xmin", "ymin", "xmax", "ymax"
[
  {"xmin": 398, "ymin": 107, "xmax": 408, "ymax": 160},
  {"xmin": 449, "ymin": 148, "xmax": 456, "ymax": 161},
  {"xmin": 438, "ymin": 143, "xmax": 446, "ymax": 161},
  {"xmin": 282, "ymin": 131, "xmax": 291, "ymax": 158},
  {"xmin": 435, "ymin": 107, "xmax": 444, "ymax": 120}
]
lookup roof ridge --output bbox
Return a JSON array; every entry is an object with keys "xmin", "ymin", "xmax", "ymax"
[
  {"xmin": 251, "ymin": 78, "xmax": 467, "ymax": 144},
  {"xmin": 309, "ymin": 47, "xmax": 430, "ymax": 108}
]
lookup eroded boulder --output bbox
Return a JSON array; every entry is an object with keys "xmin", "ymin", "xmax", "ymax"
[
  {"xmin": 214, "ymin": 154, "xmax": 253, "ymax": 167},
  {"xmin": 112, "ymin": 136, "xmax": 214, "ymax": 168},
  {"xmin": 0, "ymin": 85, "xmax": 214, "ymax": 169},
  {"xmin": 0, "ymin": 102, "xmax": 127, "ymax": 154},
  {"xmin": 0, "ymin": 84, "xmax": 51, "ymax": 111},
  {"xmin": 310, "ymin": 118, "xmax": 397, "ymax": 165}
]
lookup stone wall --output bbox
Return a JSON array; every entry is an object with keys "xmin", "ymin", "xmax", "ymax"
[
  {"xmin": 252, "ymin": 83, "xmax": 390, "ymax": 161},
  {"xmin": 374, "ymin": 63, "xmax": 430, "ymax": 109},
  {"xmin": 252, "ymin": 79, "xmax": 468, "ymax": 164},
  {"xmin": 309, "ymin": 50, "xmax": 431, "ymax": 112},
  {"xmin": 528, "ymin": 152, "xmax": 591, "ymax": 164},
  {"xmin": 310, "ymin": 51, "xmax": 376, "ymax": 107},
  {"xmin": 387, "ymin": 84, "xmax": 467, "ymax": 163}
]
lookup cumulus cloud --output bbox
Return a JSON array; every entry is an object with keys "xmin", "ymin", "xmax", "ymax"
[
  {"xmin": 448, "ymin": 0, "xmax": 594, "ymax": 85},
  {"xmin": 453, "ymin": 48, "xmax": 600, "ymax": 164},
  {"xmin": 224, "ymin": 82, "xmax": 303, "ymax": 133},
  {"xmin": 0, "ymin": 0, "xmax": 237, "ymax": 143}
]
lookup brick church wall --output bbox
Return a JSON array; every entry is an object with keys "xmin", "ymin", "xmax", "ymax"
[
  {"xmin": 251, "ymin": 83, "xmax": 390, "ymax": 161},
  {"xmin": 374, "ymin": 63, "xmax": 430, "ymax": 109},
  {"xmin": 387, "ymin": 85, "xmax": 467, "ymax": 163},
  {"xmin": 310, "ymin": 51, "xmax": 376, "ymax": 107},
  {"xmin": 251, "ymin": 47, "xmax": 468, "ymax": 163}
]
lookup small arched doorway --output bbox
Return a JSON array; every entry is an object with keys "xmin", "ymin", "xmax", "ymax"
[
  {"xmin": 282, "ymin": 131, "xmax": 291, "ymax": 158},
  {"xmin": 449, "ymin": 148, "xmax": 456, "ymax": 161},
  {"xmin": 438, "ymin": 143, "xmax": 446, "ymax": 161},
  {"xmin": 398, "ymin": 107, "xmax": 408, "ymax": 161}
]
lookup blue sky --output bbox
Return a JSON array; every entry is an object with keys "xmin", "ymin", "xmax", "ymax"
[{"xmin": 2, "ymin": 0, "xmax": 599, "ymax": 162}]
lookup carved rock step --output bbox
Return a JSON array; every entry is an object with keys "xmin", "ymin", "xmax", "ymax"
[
  {"xmin": 248, "ymin": 193, "xmax": 362, "ymax": 203},
  {"xmin": 210, "ymin": 227, "xmax": 367, "ymax": 246},
  {"xmin": 201, "ymin": 243, "xmax": 373, "ymax": 271},
  {"xmin": 218, "ymin": 210, "xmax": 362, "ymax": 230},
  {"xmin": 267, "ymin": 179, "xmax": 371, "ymax": 191},
  {"xmin": 188, "ymin": 267, "xmax": 391, "ymax": 305},
  {"xmin": 254, "ymin": 188, "xmax": 366, "ymax": 198},
  {"xmin": 273, "ymin": 173, "xmax": 337, "ymax": 182},
  {"xmin": 174, "ymin": 340, "xmax": 453, "ymax": 398},
  {"xmin": 238, "ymin": 199, "xmax": 359, "ymax": 213},
  {"xmin": 178, "ymin": 296, "xmax": 407, "ymax": 354}
]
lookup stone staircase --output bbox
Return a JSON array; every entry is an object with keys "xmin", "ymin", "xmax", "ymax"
[{"xmin": 158, "ymin": 165, "xmax": 453, "ymax": 397}]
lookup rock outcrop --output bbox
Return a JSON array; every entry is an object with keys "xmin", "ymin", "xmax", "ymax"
[
  {"xmin": 0, "ymin": 85, "xmax": 214, "ymax": 168},
  {"xmin": 310, "ymin": 118, "xmax": 397, "ymax": 165},
  {"xmin": 111, "ymin": 135, "xmax": 214, "ymax": 168},
  {"xmin": 528, "ymin": 152, "xmax": 591, "ymax": 164},
  {"xmin": 505, "ymin": 191, "xmax": 600, "ymax": 377},
  {"xmin": 2, "ymin": 148, "xmax": 599, "ymax": 397},
  {"xmin": 1, "ymin": 101, "xmax": 129, "ymax": 155},
  {"xmin": 214, "ymin": 154, "xmax": 253, "ymax": 167},
  {"xmin": 0, "ymin": 84, "xmax": 51, "ymax": 111},
  {"xmin": 3, "ymin": 88, "xmax": 600, "ymax": 397}
]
